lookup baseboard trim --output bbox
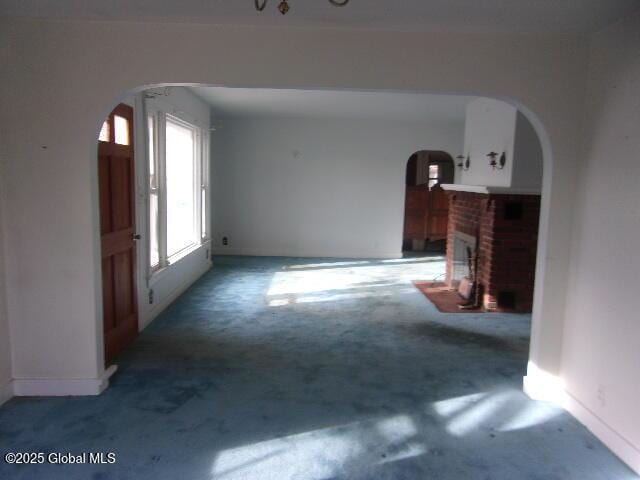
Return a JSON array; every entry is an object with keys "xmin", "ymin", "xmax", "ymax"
[
  {"xmin": 563, "ymin": 390, "xmax": 640, "ymax": 475},
  {"xmin": 211, "ymin": 248, "xmax": 401, "ymax": 260},
  {"xmin": 140, "ymin": 261, "xmax": 212, "ymax": 330},
  {"xmin": 12, "ymin": 365, "xmax": 117, "ymax": 397},
  {"xmin": 0, "ymin": 380, "xmax": 14, "ymax": 406},
  {"xmin": 524, "ymin": 370, "xmax": 640, "ymax": 475}
]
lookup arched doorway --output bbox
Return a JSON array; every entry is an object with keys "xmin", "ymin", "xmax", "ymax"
[
  {"xmin": 92, "ymin": 87, "xmax": 549, "ymax": 365},
  {"xmin": 402, "ymin": 150, "xmax": 454, "ymax": 254}
]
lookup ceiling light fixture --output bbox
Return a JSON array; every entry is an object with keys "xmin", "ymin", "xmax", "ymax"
[{"xmin": 255, "ymin": 0, "xmax": 350, "ymax": 15}]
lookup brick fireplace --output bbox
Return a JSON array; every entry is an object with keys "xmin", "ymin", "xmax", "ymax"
[{"xmin": 442, "ymin": 186, "xmax": 541, "ymax": 312}]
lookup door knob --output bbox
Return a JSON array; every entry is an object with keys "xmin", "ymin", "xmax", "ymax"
[{"xmin": 133, "ymin": 234, "xmax": 141, "ymax": 240}]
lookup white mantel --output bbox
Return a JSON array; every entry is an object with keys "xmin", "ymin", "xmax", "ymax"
[{"xmin": 440, "ymin": 184, "xmax": 541, "ymax": 196}]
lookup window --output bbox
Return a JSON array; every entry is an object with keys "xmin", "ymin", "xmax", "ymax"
[
  {"xmin": 200, "ymin": 127, "xmax": 210, "ymax": 241},
  {"xmin": 428, "ymin": 164, "xmax": 440, "ymax": 189},
  {"xmin": 165, "ymin": 117, "xmax": 197, "ymax": 256},
  {"xmin": 114, "ymin": 115, "xmax": 130, "ymax": 145},
  {"xmin": 147, "ymin": 108, "xmax": 210, "ymax": 274},
  {"xmin": 148, "ymin": 114, "xmax": 160, "ymax": 268},
  {"xmin": 99, "ymin": 115, "xmax": 130, "ymax": 145},
  {"xmin": 98, "ymin": 120, "xmax": 110, "ymax": 142}
]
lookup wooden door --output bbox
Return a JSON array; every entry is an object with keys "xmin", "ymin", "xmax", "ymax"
[
  {"xmin": 426, "ymin": 185, "xmax": 449, "ymax": 241},
  {"xmin": 98, "ymin": 103, "xmax": 138, "ymax": 364},
  {"xmin": 403, "ymin": 185, "xmax": 430, "ymax": 239}
]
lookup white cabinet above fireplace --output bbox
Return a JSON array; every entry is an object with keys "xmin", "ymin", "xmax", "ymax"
[{"xmin": 459, "ymin": 97, "xmax": 543, "ymax": 191}]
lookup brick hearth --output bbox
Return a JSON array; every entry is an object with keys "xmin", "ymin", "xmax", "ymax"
[{"xmin": 445, "ymin": 190, "xmax": 540, "ymax": 312}]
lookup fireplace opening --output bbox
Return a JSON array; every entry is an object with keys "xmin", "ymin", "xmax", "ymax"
[
  {"xmin": 452, "ymin": 231, "xmax": 477, "ymax": 284},
  {"xmin": 498, "ymin": 291, "xmax": 517, "ymax": 309},
  {"xmin": 504, "ymin": 201, "xmax": 524, "ymax": 221}
]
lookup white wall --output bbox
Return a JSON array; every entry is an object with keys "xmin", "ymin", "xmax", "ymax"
[
  {"xmin": 0, "ymin": 17, "xmax": 588, "ymax": 458},
  {"xmin": 135, "ymin": 87, "xmax": 212, "ymax": 330},
  {"xmin": 0, "ymin": 159, "xmax": 12, "ymax": 405},
  {"xmin": 211, "ymin": 115, "xmax": 463, "ymax": 258},
  {"xmin": 0, "ymin": 13, "xmax": 637, "ymax": 473},
  {"xmin": 460, "ymin": 97, "xmax": 542, "ymax": 190},
  {"xmin": 561, "ymin": 11, "xmax": 640, "ymax": 472},
  {"xmin": 512, "ymin": 111, "xmax": 544, "ymax": 189}
]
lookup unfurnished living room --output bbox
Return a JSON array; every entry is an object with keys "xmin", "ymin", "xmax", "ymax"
[{"xmin": 0, "ymin": 1, "xmax": 639, "ymax": 479}]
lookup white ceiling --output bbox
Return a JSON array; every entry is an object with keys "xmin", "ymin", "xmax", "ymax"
[
  {"xmin": 189, "ymin": 87, "xmax": 472, "ymax": 123},
  {"xmin": 1, "ymin": 0, "xmax": 638, "ymax": 33}
]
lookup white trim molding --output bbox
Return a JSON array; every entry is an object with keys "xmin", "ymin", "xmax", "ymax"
[
  {"xmin": 140, "ymin": 260, "xmax": 212, "ymax": 331},
  {"xmin": 524, "ymin": 363, "xmax": 640, "ymax": 475},
  {"xmin": 211, "ymin": 247, "xmax": 401, "ymax": 260},
  {"xmin": 523, "ymin": 362, "xmax": 568, "ymax": 404},
  {"xmin": 12, "ymin": 365, "xmax": 118, "ymax": 397},
  {"xmin": 0, "ymin": 380, "xmax": 14, "ymax": 406},
  {"xmin": 564, "ymin": 391, "xmax": 640, "ymax": 475}
]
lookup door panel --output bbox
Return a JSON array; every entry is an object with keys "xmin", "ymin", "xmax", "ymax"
[
  {"xmin": 426, "ymin": 186, "xmax": 449, "ymax": 241},
  {"xmin": 98, "ymin": 103, "xmax": 138, "ymax": 364},
  {"xmin": 99, "ymin": 159, "xmax": 112, "ymax": 234},
  {"xmin": 102, "ymin": 258, "xmax": 115, "ymax": 332},
  {"xmin": 113, "ymin": 251, "xmax": 134, "ymax": 319},
  {"xmin": 404, "ymin": 186, "xmax": 430, "ymax": 239},
  {"xmin": 403, "ymin": 185, "xmax": 450, "ymax": 242},
  {"xmin": 111, "ymin": 155, "xmax": 132, "ymax": 231}
]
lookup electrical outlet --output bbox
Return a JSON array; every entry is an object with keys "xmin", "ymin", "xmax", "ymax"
[
  {"xmin": 222, "ymin": 236, "xmax": 228, "ymax": 246},
  {"xmin": 148, "ymin": 289, "xmax": 154, "ymax": 305},
  {"xmin": 597, "ymin": 385, "xmax": 606, "ymax": 407}
]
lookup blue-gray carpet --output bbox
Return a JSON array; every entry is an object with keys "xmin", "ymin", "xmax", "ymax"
[{"xmin": 1, "ymin": 255, "xmax": 637, "ymax": 479}]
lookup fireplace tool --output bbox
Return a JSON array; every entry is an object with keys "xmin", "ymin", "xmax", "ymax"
[{"xmin": 459, "ymin": 239, "xmax": 481, "ymax": 310}]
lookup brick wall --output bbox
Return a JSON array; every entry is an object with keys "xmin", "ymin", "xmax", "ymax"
[{"xmin": 445, "ymin": 191, "xmax": 540, "ymax": 312}]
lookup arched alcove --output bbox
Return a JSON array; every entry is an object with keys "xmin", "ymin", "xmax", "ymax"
[{"xmin": 402, "ymin": 150, "xmax": 455, "ymax": 254}]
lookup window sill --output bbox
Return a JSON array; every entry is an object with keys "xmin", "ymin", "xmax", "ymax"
[
  {"xmin": 168, "ymin": 242, "xmax": 202, "ymax": 264},
  {"xmin": 148, "ymin": 240, "xmax": 211, "ymax": 286}
]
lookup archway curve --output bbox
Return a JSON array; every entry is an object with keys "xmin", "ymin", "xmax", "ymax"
[
  {"xmin": 404, "ymin": 150, "xmax": 456, "ymax": 187},
  {"xmin": 91, "ymin": 83, "xmax": 553, "ymax": 382}
]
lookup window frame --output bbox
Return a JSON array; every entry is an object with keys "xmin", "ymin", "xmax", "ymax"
[
  {"xmin": 145, "ymin": 104, "xmax": 209, "ymax": 280},
  {"xmin": 428, "ymin": 163, "xmax": 440, "ymax": 189},
  {"xmin": 147, "ymin": 111, "xmax": 166, "ymax": 273},
  {"xmin": 164, "ymin": 113, "xmax": 200, "ymax": 260},
  {"xmin": 200, "ymin": 128, "xmax": 210, "ymax": 242}
]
